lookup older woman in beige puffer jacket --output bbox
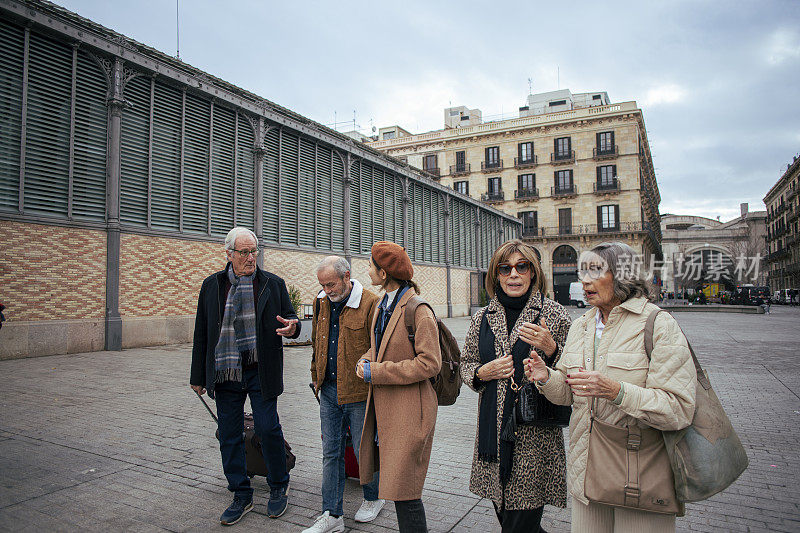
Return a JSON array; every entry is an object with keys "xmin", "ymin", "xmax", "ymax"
[{"xmin": 524, "ymin": 242, "xmax": 697, "ymax": 533}]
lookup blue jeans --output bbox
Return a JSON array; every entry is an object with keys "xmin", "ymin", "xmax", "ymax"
[
  {"xmin": 215, "ymin": 367, "xmax": 289, "ymax": 498},
  {"xmin": 320, "ymin": 380, "xmax": 379, "ymax": 515}
]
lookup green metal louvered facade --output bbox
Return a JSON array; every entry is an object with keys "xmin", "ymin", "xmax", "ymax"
[{"xmin": 0, "ymin": 1, "xmax": 521, "ymax": 349}]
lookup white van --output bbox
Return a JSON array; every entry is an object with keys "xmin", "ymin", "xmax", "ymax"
[{"xmin": 569, "ymin": 281, "xmax": 587, "ymax": 308}]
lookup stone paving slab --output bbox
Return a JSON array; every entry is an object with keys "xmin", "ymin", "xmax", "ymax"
[{"xmin": 1, "ymin": 306, "xmax": 799, "ymax": 532}]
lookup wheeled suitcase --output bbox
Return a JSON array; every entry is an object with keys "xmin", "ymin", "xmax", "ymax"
[
  {"xmin": 310, "ymin": 383, "xmax": 359, "ymax": 479},
  {"xmin": 195, "ymin": 391, "xmax": 296, "ymax": 478}
]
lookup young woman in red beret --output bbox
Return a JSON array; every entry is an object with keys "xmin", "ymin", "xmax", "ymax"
[{"xmin": 356, "ymin": 241, "xmax": 442, "ymax": 532}]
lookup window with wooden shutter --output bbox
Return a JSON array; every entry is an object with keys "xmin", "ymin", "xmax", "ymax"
[
  {"xmin": 210, "ymin": 104, "xmax": 235, "ymax": 235},
  {"xmin": 373, "ymin": 169, "xmax": 387, "ymax": 244},
  {"xmin": 315, "ymin": 145, "xmax": 332, "ymax": 250},
  {"xmin": 120, "ymin": 74, "xmax": 150, "ymax": 226},
  {"xmin": 554, "ymin": 137, "xmax": 571, "ymax": 159},
  {"xmin": 359, "ymin": 162, "xmax": 373, "ymax": 253},
  {"xmin": 298, "ymin": 137, "xmax": 315, "ymax": 247},
  {"xmin": 0, "ymin": 18, "xmax": 24, "ymax": 211},
  {"xmin": 596, "ymin": 131, "xmax": 614, "ymax": 153},
  {"xmin": 72, "ymin": 48, "xmax": 107, "ymax": 221},
  {"xmin": 235, "ymin": 113, "xmax": 255, "ymax": 228},
  {"xmin": 559, "ymin": 208, "xmax": 572, "ymax": 234},
  {"xmin": 25, "ymin": 31, "xmax": 72, "ymax": 217},
  {"xmin": 182, "ymin": 93, "xmax": 210, "ymax": 234},
  {"xmin": 150, "ymin": 81, "xmax": 181, "ymax": 231},
  {"xmin": 262, "ymin": 126, "xmax": 279, "ymax": 242},
  {"xmin": 280, "ymin": 130, "xmax": 299, "ymax": 244},
  {"xmin": 348, "ymin": 159, "xmax": 361, "ymax": 252},
  {"xmin": 331, "ymin": 150, "xmax": 345, "ymax": 251}
]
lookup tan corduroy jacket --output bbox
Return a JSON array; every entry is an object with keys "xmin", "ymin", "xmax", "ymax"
[
  {"xmin": 537, "ymin": 297, "xmax": 697, "ymax": 507},
  {"xmin": 311, "ymin": 280, "xmax": 379, "ymax": 405}
]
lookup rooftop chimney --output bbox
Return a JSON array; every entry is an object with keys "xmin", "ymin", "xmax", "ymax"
[{"xmin": 740, "ymin": 203, "xmax": 748, "ymax": 218}]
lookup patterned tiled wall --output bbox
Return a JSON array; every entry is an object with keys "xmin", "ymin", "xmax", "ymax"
[
  {"xmin": 119, "ymin": 233, "xmax": 225, "ymax": 317},
  {"xmin": 0, "ymin": 221, "xmax": 106, "ymax": 321}
]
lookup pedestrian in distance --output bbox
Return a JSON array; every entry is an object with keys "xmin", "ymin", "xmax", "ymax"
[
  {"xmin": 190, "ymin": 227, "xmax": 300, "ymax": 526},
  {"xmin": 303, "ymin": 256, "xmax": 385, "ymax": 533},
  {"xmin": 356, "ymin": 241, "xmax": 442, "ymax": 533},
  {"xmin": 460, "ymin": 239, "xmax": 571, "ymax": 532},
  {"xmin": 525, "ymin": 242, "xmax": 698, "ymax": 533}
]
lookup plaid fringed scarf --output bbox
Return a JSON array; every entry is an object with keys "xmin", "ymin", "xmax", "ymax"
[{"xmin": 214, "ymin": 265, "xmax": 258, "ymax": 383}]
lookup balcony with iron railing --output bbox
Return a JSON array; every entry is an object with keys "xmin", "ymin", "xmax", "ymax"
[
  {"xmin": 522, "ymin": 226, "xmax": 539, "ymax": 238},
  {"xmin": 550, "ymin": 150, "xmax": 575, "ymax": 165},
  {"xmin": 514, "ymin": 155, "xmax": 538, "ymax": 169},
  {"xmin": 481, "ymin": 191, "xmax": 505, "ymax": 203},
  {"xmin": 423, "ymin": 167, "xmax": 440, "ymax": 178},
  {"xmin": 767, "ymin": 248, "xmax": 790, "ymax": 262},
  {"xmin": 551, "ymin": 185, "xmax": 577, "ymax": 198},
  {"xmin": 515, "ymin": 187, "xmax": 539, "ymax": 201},
  {"xmin": 593, "ymin": 179, "xmax": 621, "ymax": 194},
  {"xmin": 593, "ymin": 145, "xmax": 618, "ymax": 160},
  {"xmin": 449, "ymin": 163, "xmax": 470, "ymax": 176},
  {"xmin": 481, "ymin": 160, "xmax": 504, "ymax": 172},
  {"xmin": 520, "ymin": 221, "xmax": 648, "ymax": 240}
]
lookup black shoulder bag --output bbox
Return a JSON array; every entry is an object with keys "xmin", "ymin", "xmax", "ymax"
[{"xmin": 512, "ymin": 312, "xmax": 571, "ymax": 427}]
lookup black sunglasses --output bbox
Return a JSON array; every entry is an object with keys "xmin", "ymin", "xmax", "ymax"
[{"xmin": 497, "ymin": 261, "xmax": 531, "ymax": 277}]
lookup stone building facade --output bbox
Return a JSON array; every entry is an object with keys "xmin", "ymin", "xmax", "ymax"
[
  {"xmin": 0, "ymin": 0, "xmax": 519, "ymax": 359},
  {"xmin": 660, "ymin": 205, "xmax": 767, "ymax": 296},
  {"xmin": 368, "ymin": 90, "xmax": 662, "ymax": 304},
  {"xmin": 764, "ymin": 154, "xmax": 800, "ymax": 294}
]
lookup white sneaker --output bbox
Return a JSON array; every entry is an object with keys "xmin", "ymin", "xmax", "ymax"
[
  {"xmin": 301, "ymin": 511, "xmax": 344, "ymax": 533},
  {"xmin": 354, "ymin": 498, "xmax": 386, "ymax": 523}
]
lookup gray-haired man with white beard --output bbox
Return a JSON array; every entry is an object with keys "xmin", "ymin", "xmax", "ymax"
[{"xmin": 303, "ymin": 257, "xmax": 384, "ymax": 533}]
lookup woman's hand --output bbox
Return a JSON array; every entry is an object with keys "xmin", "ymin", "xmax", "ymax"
[
  {"xmin": 518, "ymin": 321, "xmax": 557, "ymax": 357},
  {"xmin": 565, "ymin": 369, "xmax": 621, "ymax": 400},
  {"xmin": 476, "ymin": 353, "xmax": 514, "ymax": 381},
  {"xmin": 523, "ymin": 352, "xmax": 550, "ymax": 383}
]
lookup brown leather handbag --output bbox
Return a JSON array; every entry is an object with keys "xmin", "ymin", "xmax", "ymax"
[
  {"xmin": 583, "ymin": 330, "xmax": 682, "ymax": 515},
  {"xmin": 584, "ymin": 409, "xmax": 681, "ymax": 514}
]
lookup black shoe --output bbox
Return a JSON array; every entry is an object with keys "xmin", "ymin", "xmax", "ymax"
[
  {"xmin": 267, "ymin": 484, "xmax": 289, "ymax": 518},
  {"xmin": 220, "ymin": 495, "xmax": 253, "ymax": 526}
]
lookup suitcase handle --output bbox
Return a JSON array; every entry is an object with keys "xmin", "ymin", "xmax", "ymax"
[{"xmin": 194, "ymin": 389, "xmax": 218, "ymax": 423}]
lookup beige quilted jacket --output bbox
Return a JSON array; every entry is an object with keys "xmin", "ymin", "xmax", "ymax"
[{"xmin": 537, "ymin": 297, "xmax": 697, "ymax": 506}]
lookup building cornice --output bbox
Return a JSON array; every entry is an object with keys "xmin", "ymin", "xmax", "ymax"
[
  {"xmin": 368, "ymin": 102, "xmax": 642, "ymax": 151},
  {"xmin": 764, "ymin": 155, "xmax": 800, "ymax": 203}
]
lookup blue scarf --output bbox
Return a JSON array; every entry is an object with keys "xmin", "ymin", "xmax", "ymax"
[{"xmin": 214, "ymin": 265, "xmax": 257, "ymax": 383}]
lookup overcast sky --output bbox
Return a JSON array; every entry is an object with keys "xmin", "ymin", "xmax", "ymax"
[{"xmin": 57, "ymin": 0, "xmax": 800, "ymax": 221}]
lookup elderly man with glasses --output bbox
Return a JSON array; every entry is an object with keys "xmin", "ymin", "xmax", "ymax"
[{"xmin": 190, "ymin": 227, "xmax": 300, "ymax": 526}]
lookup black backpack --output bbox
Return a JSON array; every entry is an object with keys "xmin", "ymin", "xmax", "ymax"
[{"xmin": 403, "ymin": 296, "xmax": 462, "ymax": 406}]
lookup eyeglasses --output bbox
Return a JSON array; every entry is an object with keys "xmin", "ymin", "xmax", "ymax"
[
  {"xmin": 233, "ymin": 248, "xmax": 260, "ymax": 258},
  {"xmin": 577, "ymin": 264, "xmax": 607, "ymax": 281},
  {"xmin": 497, "ymin": 261, "xmax": 531, "ymax": 277}
]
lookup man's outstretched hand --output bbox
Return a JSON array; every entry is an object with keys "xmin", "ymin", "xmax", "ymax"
[{"xmin": 276, "ymin": 315, "xmax": 299, "ymax": 337}]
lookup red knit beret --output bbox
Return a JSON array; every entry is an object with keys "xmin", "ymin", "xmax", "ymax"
[{"xmin": 371, "ymin": 241, "xmax": 414, "ymax": 281}]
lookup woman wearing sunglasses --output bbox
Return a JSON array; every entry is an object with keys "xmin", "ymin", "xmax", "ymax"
[{"xmin": 460, "ymin": 239, "xmax": 571, "ymax": 532}]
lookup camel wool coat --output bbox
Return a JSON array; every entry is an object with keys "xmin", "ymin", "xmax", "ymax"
[{"xmin": 358, "ymin": 289, "xmax": 442, "ymax": 501}]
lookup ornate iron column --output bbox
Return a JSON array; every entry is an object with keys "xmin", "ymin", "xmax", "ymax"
[
  {"xmin": 444, "ymin": 194, "xmax": 452, "ymax": 317},
  {"xmin": 105, "ymin": 58, "xmax": 125, "ymax": 351},
  {"xmin": 339, "ymin": 151, "xmax": 353, "ymax": 266}
]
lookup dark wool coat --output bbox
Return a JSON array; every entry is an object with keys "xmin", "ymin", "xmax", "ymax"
[
  {"xmin": 459, "ymin": 290, "xmax": 571, "ymax": 510},
  {"xmin": 190, "ymin": 265, "xmax": 300, "ymax": 399},
  {"xmin": 358, "ymin": 289, "xmax": 442, "ymax": 501}
]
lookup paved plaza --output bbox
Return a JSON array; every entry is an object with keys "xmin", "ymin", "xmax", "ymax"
[{"xmin": 1, "ymin": 306, "xmax": 799, "ymax": 532}]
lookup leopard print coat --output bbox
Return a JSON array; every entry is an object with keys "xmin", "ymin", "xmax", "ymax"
[{"xmin": 460, "ymin": 290, "xmax": 571, "ymax": 510}]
